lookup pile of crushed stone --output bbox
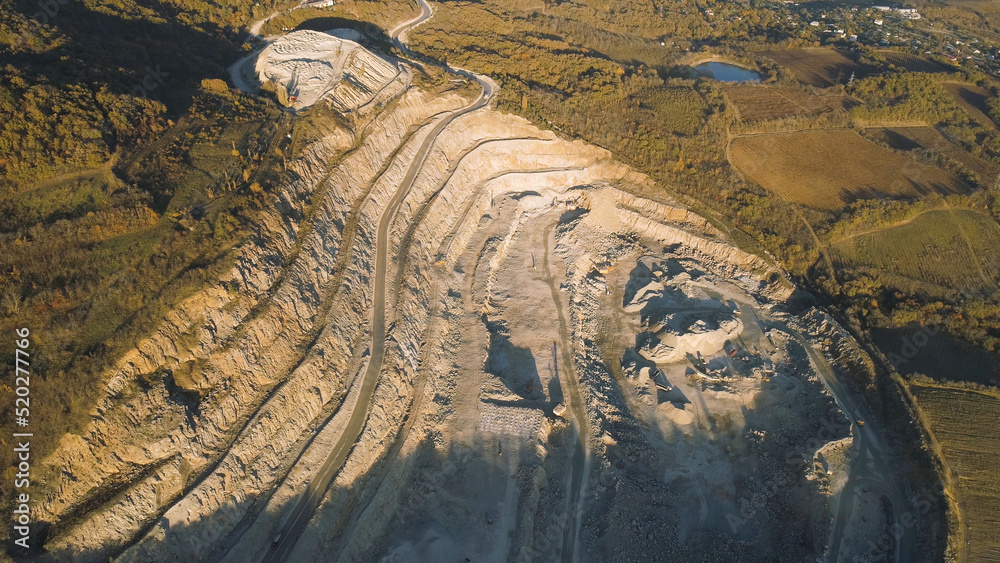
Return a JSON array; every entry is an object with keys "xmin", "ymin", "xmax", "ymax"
[{"xmin": 254, "ymin": 29, "xmax": 399, "ymax": 111}]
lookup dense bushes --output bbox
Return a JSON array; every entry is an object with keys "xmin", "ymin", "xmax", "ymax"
[
  {"xmin": 849, "ymin": 73, "xmax": 960, "ymax": 123},
  {"xmin": 260, "ymin": 0, "xmax": 418, "ymax": 35},
  {"xmin": 849, "ymin": 72, "xmax": 1000, "ymax": 165},
  {"xmin": 0, "ymin": 0, "xmax": 293, "ymax": 191}
]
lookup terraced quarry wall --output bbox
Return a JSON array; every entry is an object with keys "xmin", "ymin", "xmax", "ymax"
[
  {"xmin": 35, "ymin": 88, "xmax": 469, "ymax": 560},
  {"xmin": 26, "ymin": 29, "xmax": 938, "ymax": 561},
  {"xmin": 27, "ymin": 70, "xmax": 827, "ymax": 560}
]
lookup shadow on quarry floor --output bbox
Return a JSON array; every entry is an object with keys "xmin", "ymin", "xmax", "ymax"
[
  {"xmin": 482, "ymin": 316, "xmax": 544, "ymax": 400},
  {"xmin": 624, "ymin": 259, "xmax": 726, "ymax": 328},
  {"xmin": 480, "ymin": 397, "xmax": 547, "ymax": 410},
  {"xmin": 558, "ymin": 207, "xmax": 588, "ymax": 224},
  {"xmin": 657, "ymin": 380, "xmax": 689, "ymax": 407},
  {"xmin": 33, "ymin": 486, "xmax": 289, "ymax": 563},
  {"xmin": 369, "ymin": 433, "xmax": 543, "ymax": 562},
  {"xmin": 547, "ymin": 342, "xmax": 565, "ymax": 406},
  {"xmin": 313, "ymin": 431, "xmax": 546, "ymax": 561},
  {"xmin": 41, "ymin": 429, "xmax": 544, "ymax": 562}
]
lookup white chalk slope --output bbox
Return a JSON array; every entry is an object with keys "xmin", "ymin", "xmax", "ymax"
[{"xmin": 254, "ymin": 30, "xmax": 399, "ymax": 111}]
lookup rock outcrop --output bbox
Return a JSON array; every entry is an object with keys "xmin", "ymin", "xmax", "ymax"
[{"xmin": 254, "ymin": 30, "xmax": 400, "ymax": 110}]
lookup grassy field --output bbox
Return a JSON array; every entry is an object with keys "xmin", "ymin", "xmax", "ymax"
[
  {"xmin": 830, "ymin": 209, "xmax": 1000, "ymax": 291},
  {"xmin": 759, "ymin": 48, "xmax": 874, "ymax": 87},
  {"xmin": 877, "ymin": 50, "xmax": 953, "ymax": 73},
  {"xmin": 910, "ymin": 384, "xmax": 1000, "ymax": 562},
  {"xmin": 945, "ymin": 82, "xmax": 999, "ymax": 131},
  {"xmin": 636, "ymin": 86, "xmax": 708, "ymax": 136},
  {"xmin": 729, "ymin": 130, "xmax": 967, "ymax": 209},
  {"xmin": 865, "ymin": 126, "xmax": 999, "ymax": 184},
  {"xmin": 723, "ymin": 84, "xmax": 849, "ymax": 123}
]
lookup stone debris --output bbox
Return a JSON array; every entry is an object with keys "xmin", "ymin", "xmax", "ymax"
[
  {"xmin": 478, "ymin": 403, "xmax": 544, "ymax": 437},
  {"xmin": 254, "ymin": 30, "xmax": 399, "ymax": 110}
]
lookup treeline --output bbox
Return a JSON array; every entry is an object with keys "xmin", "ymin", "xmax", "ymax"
[
  {"xmin": 0, "ymin": 66, "xmax": 166, "ymax": 193},
  {"xmin": 849, "ymin": 73, "xmax": 961, "ymax": 124},
  {"xmin": 0, "ymin": 0, "xmax": 291, "ymax": 191},
  {"xmin": 0, "ymin": 0, "xmax": 297, "ymax": 535},
  {"xmin": 804, "ymin": 183, "xmax": 1000, "ymax": 354},
  {"xmin": 260, "ymin": 0, "xmax": 418, "ymax": 36},
  {"xmin": 0, "ymin": 86, "xmax": 288, "ymax": 529},
  {"xmin": 849, "ymin": 72, "xmax": 1000, "ymax": 164},
  {"xmin": 412, "ymin": 3, "xmax": 625, "ymax": 96},
  {"xmin": 837, "ymin": 264, "xmax": 1000, "ymax": 354}
]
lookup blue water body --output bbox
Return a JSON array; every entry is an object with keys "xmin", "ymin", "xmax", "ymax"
[{"xmin": 694, "ymin": 62, "xmax": 762, "ymax": 83}]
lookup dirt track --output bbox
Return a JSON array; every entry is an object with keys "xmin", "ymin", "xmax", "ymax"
[{"xmin": 262, "ymin": 38, "xmax": 494, "ymax": 559}]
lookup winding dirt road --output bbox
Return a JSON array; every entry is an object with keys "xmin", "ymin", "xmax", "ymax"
[
  {"xmin": 261, "ymin": 2, "xmax": 494, "ymax": 560},
  {"xmin": 765, "ymin": 322, "xmax": 916, "ymax": 563},
  {"xmin": 540, "ymin": 221, "xmax": 590, "ymax": 563}
]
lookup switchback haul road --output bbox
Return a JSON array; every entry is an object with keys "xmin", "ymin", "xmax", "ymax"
[{"xmin": 262, "ymin": 2, "xmax": 494, "ymax": 561}]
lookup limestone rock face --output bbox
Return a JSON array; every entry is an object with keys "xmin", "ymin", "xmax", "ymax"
[
  {"xmin": 34, "ymin": 71, "xmax": 805, "ymax": 563},
  {"xmin": 254, "ymin": 30, "xmax": 399, "ymax": 111}
]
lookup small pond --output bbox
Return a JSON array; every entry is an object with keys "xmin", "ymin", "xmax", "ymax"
[{"xmin": 693, "ymin": 62, "xmax": 762, "ymax": 83}]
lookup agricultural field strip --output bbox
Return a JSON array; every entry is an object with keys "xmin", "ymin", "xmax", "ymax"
[
  {"xmin": 944, "ymin": 203, "xmax": 992, "ymax": 287},
  {"xmin": 911, "ymin": 384, "xmax": 1000, "ymax": 563},
  {"xmin": 829, "ymin": 208, "xmax": 1000, "ymax": 292},
  {"xmin": 729, "ymin": 128, "xmax": 967, "ymax": 209},
  {"xmin": 865, "ymin": 126, "xmax": 999, "ymax": 182},
  {"xmin": 944, "ymin": 82, "xmax": 1000, "ymax": 132}
]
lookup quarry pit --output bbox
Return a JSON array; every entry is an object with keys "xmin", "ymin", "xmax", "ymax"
[{"xmin": 28, "ymin": 16, "xmax": 904, "ymax": 563}]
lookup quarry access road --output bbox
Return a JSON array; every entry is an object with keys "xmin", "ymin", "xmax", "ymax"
[
  {"xmin": 540, "ymin": 221, "xmax": 590, "ymax": 563},
  {"xmin": 766, "ymin": 322, "xmax": 915, "ymax": 563},
  {"xmin": 389, "ymin": 0, "xmax": 432, "ymax": 41},
  {"xmin": 262, "ymin": 12, "xmax": 493, "ymax": 563}
]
